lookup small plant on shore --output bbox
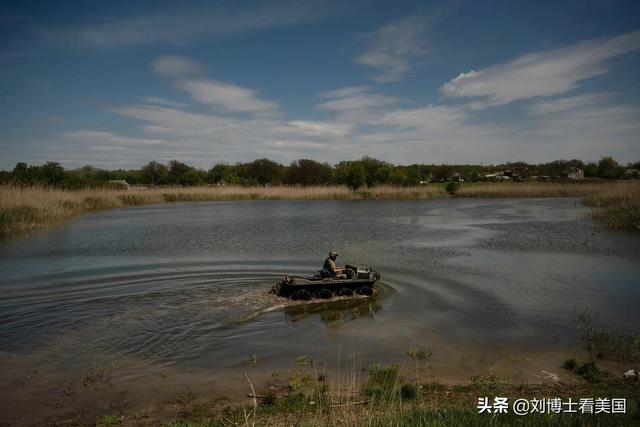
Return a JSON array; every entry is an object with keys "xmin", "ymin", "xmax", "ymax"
[
  {"xmin": 575, "ymin": 361, "xmax": 602, "ymax": 383},
  {"xmin": 575, "ymin": 309, "xmax": 640, "ymax": 362},
  {"xmin": 407, "ymin": 347, "xmax": 432, "ymax": 360},
  {"xmin": 363, "ymin": 363, "xmax": 403, "ymax": 403},
  {"xmin": 296, "ymin": 355, "xmax": 311, "ymax": 365},
  {"xmin": 400, "ymin": 383, "xmax": 418, "ymax": 400},
  {"xmin": 261, "ymin": 392, "xmax": 277, "ymax": 406},
  {"xmin": 248, "ymin": 354, "xmax": 258, "ymax": 366},
  {"xmin": 562, "ymin": 358, "xmax": 577, "ymax": 370},
  {"xmin": 562, "ymin": 357, "xmax": 602, "ymax": 383},
  {"xmin": 445, "ymin": 182, "xmax": 461, "ymax": 195},
  {"xmin": 96, "ymin": 413, "xmax": 121, "ymax": 427}
]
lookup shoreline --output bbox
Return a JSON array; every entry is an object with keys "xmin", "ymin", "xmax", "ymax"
[
  {"xmin": 2, "ymin": 181, "xmax": 639, "ymax": 236},
  {"xmin": 2, "ymin": 350, "xmax": 637, "ymax": 426}
]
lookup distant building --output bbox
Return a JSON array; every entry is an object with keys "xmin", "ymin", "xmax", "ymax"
[
  {"xmin": 484, "ymin": 172, "xmax": 510, "ymax": 181},
  {"xmin": 562, "ymin": 167, "xmax": 584, "ymax": 180},
  {"xmin": 624, "ymin": 169, "xmax": 640, "ymax": 179},
  {"xmin": 447, "ymin": 172, "xmax": 464, "ymax": 182},
  {"xmin": 108, "ymin": 180, "xmax": 131, "ymax": 189}
]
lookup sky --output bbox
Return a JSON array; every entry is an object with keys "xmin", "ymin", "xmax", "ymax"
[{"xmin": 1, "ymin": 0, "xmax": 639, "ymax": 169}]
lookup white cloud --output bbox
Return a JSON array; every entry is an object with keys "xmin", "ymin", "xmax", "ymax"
[
  {"xmin": 151, "ymin": 56, "xmax": 203, "ymax": 77},
  {"xmin": 318, "ymin": 93, "xmax": 398, "ymax": 111},
  {"xmin": 141, "ymin": 96, "xmax": 188, "ymax": 108},
  {"xmin": 356, "ymin": 15, "xmax": 428, "ymax": 82},
  {"xmin": 43, "ymin": 1, "xmax": 330, "ymax": 47},
  {"xmin": 526, "ymin": 93, "xmax": 611, "ymax": 116},
  {"xmin": 319, "ymin": 85, "xmax": 369, "ymax": 98},
  {"xmin": 379, "ymin": 105, "xmax": 468, "ymax": 129},
  {"xmin": 267, "ymin": 140, "xmax": 328, "ymax": 149},
  {"xmin": 441, "ymin": 30, "xmax": 640, "ymax": 106},
  {"xmin": 317, "ymin": 86, "xmax": 398, "ymax": 117},
  {"xmin": 177, "ymin": 79, "xmax": 279, "ymax": 114},
  {"xmin": 64, "ymin": 130, "xmax": 165, "ymax": 145},
  {"xmin": 284, "ymin": 120, "xmax": 352, "ymax": 137},
  {"xmin": 47, "ymin": 91, "xmax": 640, "ymax": 168}
]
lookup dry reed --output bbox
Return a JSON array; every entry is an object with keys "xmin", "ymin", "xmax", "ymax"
[
  {"xmin": 2, "ymin": 181, "xmax": 639, "ymax": 235},
  {"xmin": 455, "ymin": 181, "xmax": 637, "ymax": 198}
]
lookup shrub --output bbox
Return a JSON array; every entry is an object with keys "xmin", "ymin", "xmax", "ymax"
[
  {"xmin": 562, "ymin": 358, "xmax": 577, "ymax": 370},
  {"xmin": 262, "ymin": 392, "xmax": 276, "ymax": 406},
  {"xmin": 400, "ymin": 383, "xmax": 417, "ymax": 400},
  {"xmin": 445, "ymin": 182, "xmax": 461, "ymax": 195},
  {"xmin": 575, "ymin": 361, "xmax": 601, "ymax": 383}
]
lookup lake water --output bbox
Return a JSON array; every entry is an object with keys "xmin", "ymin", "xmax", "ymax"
[{"xmin": 1, "ymin": 198, "xmax": 639, "ymax": 417}]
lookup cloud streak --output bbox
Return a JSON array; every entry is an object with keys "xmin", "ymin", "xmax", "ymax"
[
  {"xmin": 356, "ymin": 15, "xmax": 428, "ymax": 82},
  {"xmin": 151, "ymin": 56, "xmax": 203, "ymax": 77},
  {"xmin": 441, "ymin": 30, "xmax": 640, "ymax": 106},
  {"xmin": 178, "ymin": 79, "xmax": 279, "ymax": 114},
  {"xmin": 42, "ymin": 1, "xmax": 332, "ymax": 47}
]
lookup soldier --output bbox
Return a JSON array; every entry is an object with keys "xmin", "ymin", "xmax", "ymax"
[{"xmin": 323, "ymin": 251, "xmax": 346, "ymax": 278}]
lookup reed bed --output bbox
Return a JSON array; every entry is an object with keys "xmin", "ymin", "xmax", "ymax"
[
  {"xmin": 582, "ymin": 181, "xmax": 640, "ymax": 230},
  {"xmin": 455, "ymin": 181, "xmax": 634, "ymax": 198},
  {"xmin": 2, "ymin": 181, "xmax": 639, "ymax": 235},
  {"xmin": 0, "ymin": 184, "xmax": 446, "ymax": 234}
]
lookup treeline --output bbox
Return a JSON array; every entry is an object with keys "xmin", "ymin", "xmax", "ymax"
[{"xmin": 1, "ymin": 156, "xmax": 638, "ymax": 190}]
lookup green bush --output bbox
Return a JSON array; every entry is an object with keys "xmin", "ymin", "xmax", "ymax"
[
  {"xmin": 261, "ymin": 392, "xmax": 276, "ymax": 406},
  {"xmin": 562, "ymin": 358, "xmax": 577, "ymax": 370},
  {"xmin": 400, "ymin": 383, "xmax": 417, "ymax": 400},
  {"xmin": 575, "ymin": 361, "xmax": 601, "ymax": 383},
  {"xmin": 445, "ymin": 182, "xmax": 461, "ymax": 195}
]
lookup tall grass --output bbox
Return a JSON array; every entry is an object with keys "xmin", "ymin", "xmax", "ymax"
[
  {"xmin": 2, "ymin": 181, "xmax": 639, "ymax": 235},
  {"xmin": 455, "ymin": 181, "xmax": 634, "ymax": 198},
  {"xmin": 582, "ymin": 181, "xmax": 640, "ymax": 230},
  {"xmin": 164, "ymin": 358, "xmax": 640, "ymax": 427},
  {"xmin": 0, "ymin": 184, "xmax": 446, "ymax": 234}
]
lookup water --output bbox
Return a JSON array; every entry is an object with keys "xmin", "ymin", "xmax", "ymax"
[{"xmin": 1, "ymin": 198, "xmax": 639, "ymax": 398}]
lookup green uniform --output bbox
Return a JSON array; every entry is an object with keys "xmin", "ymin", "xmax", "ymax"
[{"xmin": 323, "ymin": 257, "xmax": 337, "ymax": 275}]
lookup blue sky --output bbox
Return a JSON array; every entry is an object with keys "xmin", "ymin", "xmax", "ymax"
[{"xmin": 1, "ymin": 0, "xmax": 639, "ymax": 169}]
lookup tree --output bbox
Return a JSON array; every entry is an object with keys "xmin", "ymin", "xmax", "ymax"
[
  {"xmin": 284, "ymin": 159, "xmax": 333, "ymax": 185},
  {"xmin": 359, "ymin": 156, "xmax": 393, "ymax": 186},
  {"xmin": 40, "ymin": 161, "xmax": 65, "ymax": 186},
  {"xmin": 598, "ymin": 156, "xmax": 622, "ymax": 179},
  {"xmin": 141, "ymin": 161, "xmax": 168, "ymax": 185},
  {"xmin": 335, "ymin": 161, "xmax": 367, "ymax": 190},
  {"xmin": 246, "ymin": 159, "xmax": 285, "ymax": 185},
  {"xmin": 12, "ymin": 162, "xmax": 29, "ymax": 184},
  {"xmin": 583, "ymin": 162, "xmax": 599, "ymax": 178}
]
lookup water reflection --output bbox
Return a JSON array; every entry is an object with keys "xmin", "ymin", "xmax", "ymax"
[{"xmin": 284, "ymin": 295, "xmax": 383, "ymax": 327}]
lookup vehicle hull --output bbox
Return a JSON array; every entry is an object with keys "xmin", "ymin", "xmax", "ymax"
[{"xmin": 271, "ymin": 265, "xmax": 381, "ymax": 300}]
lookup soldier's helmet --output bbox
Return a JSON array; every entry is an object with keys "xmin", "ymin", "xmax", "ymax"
[{"xmin": 329, "ymin": 251, "xmax": 339, "ymax": 257}]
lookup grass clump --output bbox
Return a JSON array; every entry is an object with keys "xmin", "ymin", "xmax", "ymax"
[
  {"xmin": 590, "ymin": 204, "xmax": 640, "ymax": 230},
  {"xmin": 563, "ymin": 357, "xmax": 602, "ymax": 383},
  {"xmin": 400, "ymin": 383, "xmax": 418, "ymax": 400},
  {"xmin": 408, "ymin": 347, "xmax": 432, "ymax": 360},
  {"xmin": 95, "ymin": 413, "xmax": 121, "ymax": 427},
  {"xmin": 562, "ymin": 358, "xmax": 577, "ymax": 370},
  {"xmin": 363, "ymin": 364, "xmax": 404, "ymax": 403},
  {"xmin": 575, "ymin": 309, "xmax": 640, "ymax": 362},
  {"xmin": 261, "ymin": 392, "xmax": 277, "ymax": 406},
  {"xmin": 365, "ymin": 364, "xmax": 400, "ymax": 389},
  {"xmin": 583, "ymin": 182, "xmax": 640, "ymax": 230},
  {"xmin": 445, "ymin": 182, "xmax": 461, "ymax": 195},
  {"xmin": 575, "ymin": 361, "xmax": 602, "ymax": 383},
  {"xmin": 0, "ymin": 206, "xmax": 39, "ymax": 231}
]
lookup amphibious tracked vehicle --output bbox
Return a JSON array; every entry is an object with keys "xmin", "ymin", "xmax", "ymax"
[{"xmin": 271, "ymin": 264, "xmax": 381, "ymax": 300}]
